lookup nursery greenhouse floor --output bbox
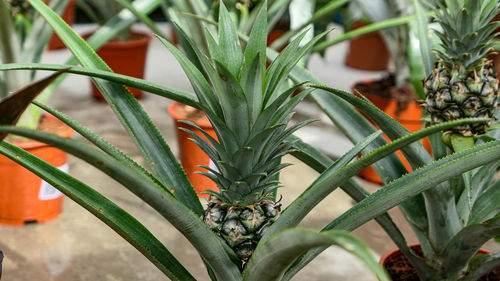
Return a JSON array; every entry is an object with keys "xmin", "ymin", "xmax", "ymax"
[{"xmin": 1, "ymin": 23, "xmax": 499, "ymax": 281}]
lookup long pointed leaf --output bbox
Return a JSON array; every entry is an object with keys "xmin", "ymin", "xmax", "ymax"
[
  {"xmin": 0, "ymin": 63, "xmax": 199, "ymax": 107},
  {"xmin": 28, "ymin": 0, "xmax": 203, "ymax": 216},
  {"xmin": 462, "ymin": 252, "xmax": 500, "ymax": 281},
  {"xmin": 289, "ymin": 140, "xmax": 500, "ymax": 278},
  {"xmin": 0, "ymin": 70, "xmax": 67, "ymax": 141},
  {"xmin": 243, "ymin": 228, "xmax": 389, "ymax": 281},
  {"xmin": 0, "ymin": 141, "xmax": 195, "ymax": 281},
  {"xmin": 469, "ymin": 177, "xmax": 500, "ymax": 225},
  {"xmin": 36, "ymin": 0, "xmax": 163, "ymax": 121},
  {"xmin": 265, "ymin": 118, "xmax": 488, "ymax": 239},
  {"xmin": 287, "ymin": 136, "xmax": 436, "ymax": 280},
  {"xmin": 218, "ymin": 1, "xmax": 243, "ymax": 76},
  {"xmin": 0, "ymin": 126, "xmax": 242, "ymax": 280},
  {"xmin": 326, "ymin": 140, "xmax": 500, "ymax": 231},
  {"xmin": 441, "ymin": 215, "xmax": 500, "ymax": 276},
  {"xmin": 32, "ymin": 102, "xmax": 166, "ymax": 190}
]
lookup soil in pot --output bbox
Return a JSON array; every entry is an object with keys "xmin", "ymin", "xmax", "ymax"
[
  {"xmin": 89, "ymin": 31, "xmax": 151, "ymax": 102},
  {"xmin": 0, "ymin": 115, "xmax": 74, "ymax": 226},
  {"xmin": 353, "ymin": 75, "xmax": 430, "ymax": 184},
  {"xmin": 168, "ymin": 102, "xmax": 218, "ymax": 197},
  {"xmin": 381, "ymin": 244, "xmax": 500, "ymax": 281},
  {"xmin": 345, "ymin": 21, "xmax": 390, "ymax": 71}
]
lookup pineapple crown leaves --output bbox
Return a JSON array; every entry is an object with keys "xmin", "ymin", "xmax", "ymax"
[
  {"xmin": 161, "ymin": 1, "xmax": 328, "ymax": 204},
  {"xmin": 429, "ymin": 0, "xmax": 500, "ymax": 69}
]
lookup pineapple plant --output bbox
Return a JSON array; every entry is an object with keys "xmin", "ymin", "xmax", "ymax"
[
  {"xmin": 168, "ymin": 2, "xmax": 322, "ymax": 263},
  {"xmin": 422, "ymin": 0, "xmax": 500, "ymax": 136},
  {"xmin": 3, "ymin": 0, "xmax": 500, "ymax": 280}
]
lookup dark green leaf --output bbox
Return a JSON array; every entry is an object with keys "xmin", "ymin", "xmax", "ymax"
[
  {"xmin": 0, "ymin": 141, "xmax": 195, "ymax": 281},
  {"xmin": 0, "ymin": 69, "xmax": 67, "ymax": 141},
  {"xmin": 243, "ymin": 228, "xmax": 389, "ymax": 281},
  {"xmin": 28, "ymin": 0, "xmax": 203, "ymax": 215}
]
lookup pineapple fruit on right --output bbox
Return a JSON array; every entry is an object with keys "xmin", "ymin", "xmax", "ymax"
[
  {"xmin": 163, "ymin": 2, "xmax": 325, "ymax": 264},
  {"xmin": 422, "ymin": 0, "xmax": 500, "ymax": 136}
]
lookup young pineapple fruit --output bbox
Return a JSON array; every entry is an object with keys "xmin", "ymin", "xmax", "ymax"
[
  {"xmin": 422, "ymin": 0, "xmax": 500, "ymax": 136},
  {"xmin": 163, "ymin": 2, "xmax": 326, "ymax": 263}
]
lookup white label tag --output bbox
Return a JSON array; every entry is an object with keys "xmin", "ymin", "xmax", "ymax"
[
  {"xmin": 39, "ymin": 163, "xmax": 68, "ymax": 201},
  {"xmin": 208, "ymin": 159, "xmax": 219, "ymax": 172}
]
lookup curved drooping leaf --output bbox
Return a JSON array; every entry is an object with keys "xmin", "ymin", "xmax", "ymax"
[
  {"xmin": 0, "ymin": 125, "xmax": 242, "ymax": 281},
  {"xmin": 462, "ymin": 252, "xmax": 500, "ymax": 281},
  {"xmin": 242, "ymin": 228, "xmax": 389, "ymax": 281},
  {"xmin": 0, "ymin": 63, "xmax": 199, "ymax": 107},
  {"xmin": 264, "ymin": 118, "xmax": 488, "ymax": 240},
  {"xmin": 33, "ymin": 101, "xmax": 167, "ymax": 190},
  {"xmin": 264, "ymin": 44, "xmax": 409, "ymax": 189},
  {"xmin": 288, "ymin": 136, "xmax": 436, "ymax": 280},
  {"xmin": 329, "ymin": 140, "xmax": 500, "ymax": 231},
  {"xmin": 284, "ymin": 140, "xmax": 500, "ymax": 280},
  {"xmin": 309, "ymin": 83, "xmax": 463, "ymax": 246},
  {"xmin": 0, "ymin": 141, "xmax": 196, "ymax": 281},
  {"xmin": 28, "ymin": 0, "xmax": 203, "ymax": 216},
  {"xmin": 37, "ymin": 0, "xmax": 164, "ymax": 103},
  {"xmin": 309, "ymin": 84, "xmax": 432, "ymax": 168},
  {"xmin": 312, "ymin": 12, "xmax": 433, "ymax": 52},
  {"xmin": 0, "ymin": 70, "xmax": 67, "ymax": 141},
  {"xmin": 440, "ymin": 215, "xmax": 500, "ymax": 276},
  {"xmin": 300, "ymin": 130, "xmax": 382, "ymax": 193},
  {"xmin": 469, "ymin": 179, "xmax": 500, "ymax": 225}
]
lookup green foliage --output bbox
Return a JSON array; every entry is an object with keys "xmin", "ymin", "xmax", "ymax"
[{"xmin": 1, "ymin": 1, "xmax": 500, "ymax": 280}]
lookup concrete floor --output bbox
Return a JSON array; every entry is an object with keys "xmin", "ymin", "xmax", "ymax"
[{"xmin": 0, "ymin": 23, "xmax": 497, "ymax": 280}]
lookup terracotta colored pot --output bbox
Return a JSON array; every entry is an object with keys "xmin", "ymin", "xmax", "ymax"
[
  {"xmin": 168, "ymin": 102, "xmax": 218, "ymax": 197},
  {"xmin": 353, "ymin": 78, "xmax": 429, "ymax": 184},
  {"xmin": 90, "ymin": 31, "xmax": 151, "ymax": 101},
  {"xmin": 47, "ymin": 0, "xmax": 77, "ymax": 50},
  {"xmin": 345, "ymin": 21, "xmax": 390, "ymax": 71},
  {"xmin": 380, "ymin": 244, "xmax": 497, "ymax": 281},
  {"xmin": 0, "ymin": 115, "xmax": 74, "ymax": 226}
]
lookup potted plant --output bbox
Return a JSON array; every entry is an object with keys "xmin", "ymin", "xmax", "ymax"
[
  {"xmin": 376, "ymin": 0, "xmax": 500, "ymax": 279},
  {"xmin": 0, "ymin": 0, "xmax": 77, "ymax": 225},
  {"xmin": 164, "ymin": 0, "xmax": 295, "ymax": 193},
  {"xmin": 0, "ymin": 0, "xmax": 163, "ymax": 225},
  {"xmin": 340, "ymin": 0, "xmax": 433, "ymax": 183},
  {"xmin": 3, "ymin": 0, "xmax": 500, "ymax": 279},
  {"xmin": 77, "ymin": 0, "xmax": 159, "ymax": 100},
  {"xmin": 342, "ymin": 1, "xmax": 390, "ymax": 71}
]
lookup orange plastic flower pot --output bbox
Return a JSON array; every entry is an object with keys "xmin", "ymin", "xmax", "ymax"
[
  {"xmin": 0, "ymin": 115, "xmax": 74, "ymax": 226},
  {"xmin": 353, "ymin": 79, "xmax": 430, "ymax": 184},
  {"xmin": 47, "ymin": 0, "xmax": 76, "ymax": 50},
  {"xmin": 168, "ymin": 102, "xmax": 218, "ymax": 197},
  {"xmin": 89, "ymin": 31, "xmax": 151, "ymax": 101},
  {"xmin": 345, "ymin": 21, "xmax": 390, "ymax": 71},
  {"xmin": 380, "ymin": 244, "xmax": 496, "ymax": 281}
]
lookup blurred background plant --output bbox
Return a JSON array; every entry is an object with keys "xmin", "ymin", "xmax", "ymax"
[
  {"xmin": 0, "ymin": 0, "xmax": 71, "ymax": 131},
  {"xmin": 76, "ymin": 0, "xmax": 136, "ymax": 41}
]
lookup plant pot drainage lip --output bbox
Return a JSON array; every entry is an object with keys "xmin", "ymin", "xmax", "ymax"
[
  {"xmin": 168, "ymin": 102, "xmax": 212, "ymax": 129},
  {"xmin": 5, "ymin": 114, "xmax": 74, "ymax": 151},
  {"xmin": 82, "ymin": 31, "xmax": 152, "ymax": 49}
]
